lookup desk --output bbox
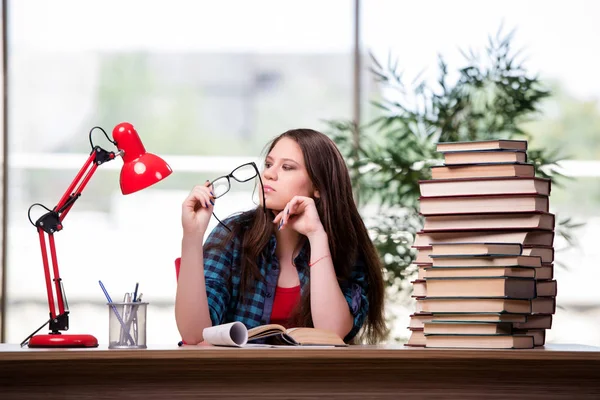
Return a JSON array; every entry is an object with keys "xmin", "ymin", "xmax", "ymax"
[{"xmin": 1, "ymin": 343, "xmax": 600, "ymax": 399}]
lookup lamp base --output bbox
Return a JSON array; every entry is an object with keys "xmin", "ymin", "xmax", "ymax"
[{"xmin": 28, "ymin": 333, "xmax": 99, "ymax": 348}]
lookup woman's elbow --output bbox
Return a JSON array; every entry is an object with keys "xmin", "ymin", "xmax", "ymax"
[
  {"xmin": 175, "ymin": 314, "xmax": 210, "ymax": 345},
  {"xmin": 181, "ymin": 334, "xmax": 203, "ymax": 345},
  {"xmin": 314, "ymin": 313, "xmax": 354, "ymax": 340},
  {"xmin": 176, "ymin": 320, "xmax": 206, "ymax": 345}
]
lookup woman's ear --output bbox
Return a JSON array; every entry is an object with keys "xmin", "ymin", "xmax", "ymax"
[{"xmin": 313, "ymin": 189, "xmax": 321, "ymax": 199}]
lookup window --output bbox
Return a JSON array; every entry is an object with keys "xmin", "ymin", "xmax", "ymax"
[{"xmin": 6, "ymin": 0, "xmax": 353, "ymax": 344}]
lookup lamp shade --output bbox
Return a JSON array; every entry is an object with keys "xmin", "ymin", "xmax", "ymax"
[{"xmin": 112, "ymin": 122, "xmax": 173, "ymax": 195}]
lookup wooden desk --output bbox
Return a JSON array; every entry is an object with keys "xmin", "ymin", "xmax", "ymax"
[{"xmin": 1, "ymin": 343, "xmax": 600, "ymax": 399}]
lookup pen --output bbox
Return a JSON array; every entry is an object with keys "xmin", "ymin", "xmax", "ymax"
[
  {"xmin": 133, "ymin": 311, "xmax": 138, "ymax": 344},
  {"xmin": 123, "ymin": 293, "xmax": 132, "ymax": 320},
  {"xmin": 133, "ymin": 282, "xmax": 139, "ymax": 302},
  {"xmin": 98, "ymin": 280, "xmax": 114, "ymax": 303},
  {"xmin": 131, "ymin": 293, "xmax": 143, "ymax": 344},
  {"xmin": 121, "ymin": 293, "xmax": 132, "ymax": 345}
]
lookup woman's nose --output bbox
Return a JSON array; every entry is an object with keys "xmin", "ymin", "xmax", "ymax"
[{"xmin": 263, "ymin": 167, "xmax": 276, "ymax": 180}]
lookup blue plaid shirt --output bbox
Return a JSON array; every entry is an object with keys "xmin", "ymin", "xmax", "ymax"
[{"xmin": 203, "ymin": 214, "xmax": 370, "ymax": 342}]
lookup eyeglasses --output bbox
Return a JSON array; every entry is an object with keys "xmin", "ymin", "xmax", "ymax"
[{"xmin": 210, "ymin": 162, "xmax": 266, "ymax": 231}]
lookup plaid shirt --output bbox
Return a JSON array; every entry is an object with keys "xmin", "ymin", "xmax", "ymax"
[{"xmin": 203, "ymin": 214, "xmax": 370, "ymax": 342}]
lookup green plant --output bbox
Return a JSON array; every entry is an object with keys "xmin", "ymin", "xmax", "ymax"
[{"xmin": 327, "ymin": 28, "xmax": 579, "ymax": 293}]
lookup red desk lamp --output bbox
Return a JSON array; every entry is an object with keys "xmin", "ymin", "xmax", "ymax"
[{"xmin": 21, "ymin": 122, "xmax": 172, "ymax": 348}]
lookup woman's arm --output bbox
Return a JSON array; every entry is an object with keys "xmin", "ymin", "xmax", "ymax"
[
  {"xmin": 307, "ymin": 229, "xmax": 354, "ymax": 339},
  {"xmin": 175, "ymin": 234, "xmax": 213, "ymax": 345},
  {"xmin": 274, "ymin": 195, "xmax": 355, "ymax": 339},
  {"xmin": 175, "ymin": 181, "xmax": 227, "ymax": 345}
]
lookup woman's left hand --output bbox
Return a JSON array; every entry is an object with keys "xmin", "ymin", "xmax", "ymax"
[{"xmin": 273, "ymin": 196, "xmax": 325, "ymax": 238}]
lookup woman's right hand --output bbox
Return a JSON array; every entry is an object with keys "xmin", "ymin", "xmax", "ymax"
[{"xmin": 182, "ymin": 180, "xmax": 216, "ymax": 237}]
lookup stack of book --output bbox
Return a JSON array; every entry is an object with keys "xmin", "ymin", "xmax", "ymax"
[{"xmin": 406, "ymin": 139, "xmax": 556, "ymax": 349}]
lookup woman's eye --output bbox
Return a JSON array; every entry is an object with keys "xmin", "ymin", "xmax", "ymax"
[
  {"xmin": 282, "ymin": 165, "xmax": 294, "ymax": 171},
  {"xmin": 265, "ymin": 162, "xmax": 272, "ymax": 168}
]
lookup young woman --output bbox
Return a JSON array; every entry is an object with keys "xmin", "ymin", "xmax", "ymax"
[{"xmin": 175, "ymin": 129, "xmax": 385, "ymax": 345}]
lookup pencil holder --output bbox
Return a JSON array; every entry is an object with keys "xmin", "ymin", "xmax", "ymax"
[{"xmin": 107, "ymin": 301, "xmax": 148, "ymax": 349}]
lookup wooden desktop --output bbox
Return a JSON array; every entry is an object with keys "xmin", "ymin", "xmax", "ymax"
[{"xmin": 1, "ymin": 343, "xmax": 600, "ymax": 399}]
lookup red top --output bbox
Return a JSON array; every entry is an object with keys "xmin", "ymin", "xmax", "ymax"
[
  {"xmin": 175, "ymin": 257, "xmax": 301, "ymax": 329},
  {"xmin": 269, "ymin": 285, "xmax": 301, "ymax": 328}
]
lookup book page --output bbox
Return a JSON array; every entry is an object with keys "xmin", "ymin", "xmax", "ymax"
[
  {"xmin": 247, "ymin": 324, "xmax": 286, "ymax": 340},
  {"xmin": 285, "ymin": 328, "xmax": 347, "ymax": 346},
  {"xmin": 267, "ymin": 345, "xmax": 338, "ymax": 348},
  {"xmin": 202, "ymin": 321, "xmax": 248, "ymax": 347}
]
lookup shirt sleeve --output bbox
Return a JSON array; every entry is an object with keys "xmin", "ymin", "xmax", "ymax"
[
  {"xmin": 341, "ymin": 259, "xmax": 370, "ymax": 342},
  {"xmin": 202, "ymin": 221, "xmax": 237, "ymax": 326}
]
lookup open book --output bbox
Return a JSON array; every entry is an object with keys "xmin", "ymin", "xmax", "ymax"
[{"xmin": 202, "ymin": 321, "xmax": 348, "ymax": 347}]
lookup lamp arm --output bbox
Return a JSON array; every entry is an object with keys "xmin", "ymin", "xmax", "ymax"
[{"xmin": 31, "ymin": 146, "xmax": 119, "ymax": 333}]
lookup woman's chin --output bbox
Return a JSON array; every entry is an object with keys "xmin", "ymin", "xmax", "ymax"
[{"xmin": 264, "ymin": 200, "xmax": 284, "ymax": 212}]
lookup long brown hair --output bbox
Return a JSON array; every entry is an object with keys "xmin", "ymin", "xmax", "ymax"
[{"xmin": 212, "ymin": 129, "xmax": 386, "ymax": 344}]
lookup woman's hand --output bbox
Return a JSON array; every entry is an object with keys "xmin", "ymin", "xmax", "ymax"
[
  {"xmin": 273, "ymin": 196, "xmax": 325, "ymax": 239},
  {"xmin": 182, "ymin": 180, "xmax": 215, "ymax": 237}
]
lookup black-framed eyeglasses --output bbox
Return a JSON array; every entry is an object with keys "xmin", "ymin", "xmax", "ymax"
[{"xmin": 210, "ymin": 162, "xmax": 266, "ymax": 232}]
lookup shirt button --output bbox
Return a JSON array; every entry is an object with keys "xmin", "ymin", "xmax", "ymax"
[{"xmin": 266, "ymin": 292, "xmax": 272, "ymax": 298}]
